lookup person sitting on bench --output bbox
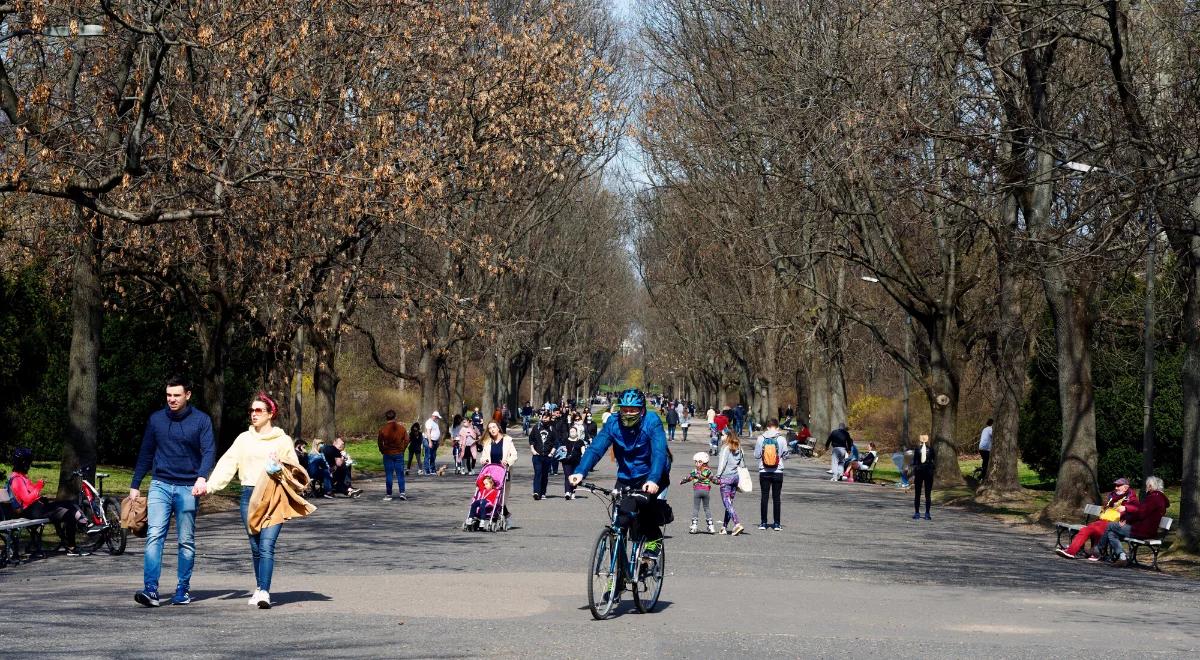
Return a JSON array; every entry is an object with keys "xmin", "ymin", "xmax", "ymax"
[
  {"xmin": 1057, "ymin": 477, "xmax": 1137, "ymax": 560},
  {"xmin": 6, "ymin": 447, "xmax": 88, "ymax": 556},
  {"xmin": 841, "ymin": 442, "xmax": 878, "ymax": 482},
  {"xmin": 1097, "ymin": 476, "xmax": 1169, "ymax": 567}
]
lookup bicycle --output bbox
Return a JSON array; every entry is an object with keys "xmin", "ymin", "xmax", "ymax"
[
  {"xmin": 69, "ymin": 468, "xmax": 127, "ymax": 555},
  {"xmin": 580, "ymin": 482, "xmax": 665, "ymax": 619}
]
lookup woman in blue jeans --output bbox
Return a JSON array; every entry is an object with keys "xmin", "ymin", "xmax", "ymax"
[{"xmin": 208, "ymin": 393, "xmax": 301, "ymax": 608}]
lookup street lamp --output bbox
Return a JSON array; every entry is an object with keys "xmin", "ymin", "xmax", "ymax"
[
  {"xmin": 862, "ymin": 275, "xmax": 911, "ymax": 448},
  {"xmin": 1062, "ymin": 161, "xmax": 1159, "ymax": 484}
]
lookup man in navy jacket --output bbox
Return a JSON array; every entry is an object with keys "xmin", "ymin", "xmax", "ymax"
[{"xmin": 129, "ymin": 375, "xmax": 215, "ymax": 607}]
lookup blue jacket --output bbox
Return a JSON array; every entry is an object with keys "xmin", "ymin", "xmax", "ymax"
[
  {"xmin": 132, "ymin": 405, "xmax": 217, "ymax": 488},
  {"xmin": 573, "ymin": 410, "xmax": 668, "ymax": 486}
]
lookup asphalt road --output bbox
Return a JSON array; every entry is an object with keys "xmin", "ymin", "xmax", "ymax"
[{"xmin": 4, "ymin": 424, "xmax": 1199, "ymax": 659}]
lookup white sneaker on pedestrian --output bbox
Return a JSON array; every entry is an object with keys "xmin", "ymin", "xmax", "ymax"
[
  {"xmin": 689, "ymin": 520, "xmax": 698, "ymax": 534},
  {"xmin": 257, "ymin": 591, "xmax": 271, "ymax": 609},
  {"xmin": 248, "ymin": 589, "xmax": 265, "ymax": 606},
  {"xmin": 706, "ymin": 521, "xmax": 715, "ymax": 534},
  {"xmin": 382, "ymin": 495, "xmax": 393, "ymax": 501}
]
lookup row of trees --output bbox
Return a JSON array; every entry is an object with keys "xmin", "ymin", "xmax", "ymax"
[
  {"xmin": 1, "ymin": 1, "xmax": 632, "ymax": 494},
  {"xmin": 629, "ymin": 0, "xmax": 1200, "ymax": 550}
]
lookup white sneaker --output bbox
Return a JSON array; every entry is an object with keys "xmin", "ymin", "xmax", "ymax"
[
  {"xmin": 707, "ymin": 522, "xmax": 715, "ymax": 534},
  {"xmin": 382, "ymin": 495, "xmax": 393, "ymax": 501},
  {"xmin": 689, "ymin": 521, "xmax": 698, "ymax": 534},
  {"xmin": 830, "ymin": 476, "xmax": 839, "ymax": 482},
  {"xmin": 257, "ymin": 590, "xmax": 271, "ymax": 609},
  {"xmin": 248, "ymin": 589, "xmax": 265, "ymax": 606}
]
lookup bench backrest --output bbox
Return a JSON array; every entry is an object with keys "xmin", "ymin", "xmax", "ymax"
[
  {"xmin": 1160, "ymin": 517, "xmax": 1173, "ymax": 533},
  {"xmin": 1083, "ymin": 503, "xmax": 1102, "ymax": 517}
]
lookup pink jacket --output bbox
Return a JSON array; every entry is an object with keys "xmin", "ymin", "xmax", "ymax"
[{"xmin": 456, "ymin": 426, "xmax": 479, "ymax": 459}]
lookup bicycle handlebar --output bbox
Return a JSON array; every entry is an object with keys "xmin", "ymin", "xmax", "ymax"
[{"xmin": 580, "ymin": 483, "xmax": 649, "ymax": 501}]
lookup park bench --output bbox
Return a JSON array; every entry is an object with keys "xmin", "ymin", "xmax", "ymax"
[
  {"xmin": 0, "ymin": 489, "xmax": 49, "ymax": 568},
  {"xmin": 1126, "ymin": 517, "xmax": 1173, "ymax": 572},
  {"xmin": 1054, "ymin": 503, "xmax": 1103, "ymax": 552},
  {"xmin": 854, "ymin": 457, "xmax": 877, "ymax": 484}
]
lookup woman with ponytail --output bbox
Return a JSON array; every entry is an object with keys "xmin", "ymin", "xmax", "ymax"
[{"xmin": 208, "ymin": 392, "xmax": 309, "ymax": 609}]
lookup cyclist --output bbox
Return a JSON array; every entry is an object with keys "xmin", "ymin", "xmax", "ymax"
[{"xmin": 569, "ymin": 388, "xmax": 670, "ymax": 557}]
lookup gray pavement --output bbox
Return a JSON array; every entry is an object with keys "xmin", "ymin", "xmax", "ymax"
[{"xmin": 3, "ymin": 425, "xmax": 1200, "ymax": 659}]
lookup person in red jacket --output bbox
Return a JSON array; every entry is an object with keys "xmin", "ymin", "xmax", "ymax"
[
  {"xmin": 1057, "ymin": 477, "xmax": 1138, "ymax": 560},
  {"xmin": 1098, "ymin": 476, "xmax": 1169, "ymax": 566},
  {"xmin": 7, "ymin": 447, "xmax": 88, "ymax": 556}
]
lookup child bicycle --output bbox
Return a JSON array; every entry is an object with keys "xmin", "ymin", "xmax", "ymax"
[
  {"xmin": 69, "ymin": 468, "xmax": 127, "ymax": 555},
  {"xmin": 580, "ymin": 482, "xmax": 665, "ymax": 619}
]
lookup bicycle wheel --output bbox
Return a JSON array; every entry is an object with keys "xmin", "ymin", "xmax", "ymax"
[
  {"xmin": 101, "ymin": 497, "xmax": 127, "ymax": 555},
  {"xmin": 632, "ymin": 541, "xmax": 665, "ymax": 613},
  {"xmin": 586, "ymin": 528, "xmax": 620, "ymax": 620}
]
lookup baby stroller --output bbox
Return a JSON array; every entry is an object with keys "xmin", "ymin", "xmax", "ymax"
[{"xmin": 461, "ymin": 463, "xmax": 510, "ymax": 532}]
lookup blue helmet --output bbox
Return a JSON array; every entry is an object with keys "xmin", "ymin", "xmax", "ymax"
[{"xmin": 617, "ymin": 388, "xmax": 645, "ymax": 408}]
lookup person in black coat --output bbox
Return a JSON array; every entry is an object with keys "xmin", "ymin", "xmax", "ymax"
[
  {"xmin": 559, "ymin": 426, "xmax": 586, "ymax": 499},
  {"xmin": 911, "ymin": 434, "xmax": 936, "ymax": 520}
]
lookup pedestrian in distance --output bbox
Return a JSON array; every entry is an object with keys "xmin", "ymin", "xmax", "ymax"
[
  {"xmin": 825, "ymin": 423, "xmax": 852, "ymax": 480},
  {"xmin": 755, "ymin": 419, "xmax": 786, "ymax": 530},
  {"xmin": 528, "ymin": 412, "xmax": 556, "ymax": 499},
  {"xmin": 423, "ymin": 411, "xmax": 443, "ymax": 476},
  {"xmin": 714, "ymin": 430, "xmax": 745, "ymax": 535},
  {"xmin": 978, "ymin": 418, "xmax": 993, "ymax": 480},
  {"xmin": 912, "ymin": 434, "xmax": 936, "ymax": 520},
  {"xmin": 681, "ymin": 452, "xmax": 717, "ymax": 534},
  {"xmin": 377, "ymin": 409, "xmax": 409, "ymax": 501},
  {"xmin": 131, "ymin": 375, "xmax": 216, "ymax": 608},
  {"xmin": 207, "ymin": 392, "xmax": 314, "ymax": 609},
  {"xmin": 406, "ymin": 421, "xmax": 423, "ymax": 474},
  {"xmin": 665, "ymin": 405, "xmax": 679, "ymax": 442},
  {"xmin": 560, "ymin": 426, "xmax": 585, "ymax": 499}
]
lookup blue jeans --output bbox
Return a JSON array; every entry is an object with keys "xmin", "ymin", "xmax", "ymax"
[
  {"xmin": 531, "ymin": 455, "xmax": 551, "ymax": 496},
  {"xmin": 522, "ymin": 415, "xmax": 531, "ymax": 435},
  {"xmin": 382, "ymin": 453, "xmax": 405, "ymax": 495},
  {"xmin": 1099, "ymin": 521, "xmax": 1132, "ymax": 558},
  {"xmin": 667, "ymin": 425, "xmax": 676, "ymax": 441},
  {"xmin": 143, "ymin": 480, "xmax": 197, "ymax": 593},
  {"xmin": 239, "ymin": 488, "xmax": 283, "ymax": 592},
  {"xmin": 424, "ymin": 442, "xmax": 440, "ymax": 474}
]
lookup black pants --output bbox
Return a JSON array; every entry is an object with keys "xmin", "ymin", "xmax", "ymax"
[
  {"xmin": 759, "ymin": 472, "xmax": 782, "ymax": 525},
  {"xmin": 26, "ymin": 499, "xmax": 81, "ymax": 548},
  {"xmin": 561, "ymin": 460, "xmax": 579, "ymax": 493},
  {"xmin": 616, "ymin": 483, "xmax": 664, "ymax": 542},
  {"xmin": 406, "ymin": 442, "xmax": 422, "ymax": 470},
  {"xmin": 331, "ymin": 465, "xmax": 350, "ymax": 494},
  {"xmin": 980, "ymin": 450, "xmax": 991, "ymax": 479},
  {"xmin": 914, "ymin": 471, "xmax": 933, "ymax": 513}
]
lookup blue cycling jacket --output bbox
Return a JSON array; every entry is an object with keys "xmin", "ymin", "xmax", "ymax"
[{"xmin": 573, "ymin": 410, "xmax": 668, "ymax": 486}]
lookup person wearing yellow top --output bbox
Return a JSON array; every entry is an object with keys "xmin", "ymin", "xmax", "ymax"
[{"xmin": 207, "ymin": 392, "xmax": 298, "ymax": 609}]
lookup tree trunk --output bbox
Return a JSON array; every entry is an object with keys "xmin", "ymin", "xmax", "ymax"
[
  {"xmin": 312, "ymin": 333, "xmax": 340, "ymax": 442},
  {"xmin": 809, "ymin": 360, "xmax": 831, "ymax": 446},
  {"xmin": 197, "ymin": 314, "xmax": 231, "ymax": 449},
  {"xmin": 927, "ymin": 355, "xmax": 963, "ymax": 487},
  {"xmin": 481, "ymin": 357, "xmax": 496, "ymax": 424},
  {"xmin": 1175, "ymin": 227, "xmax": 1200, "ymax": 550},
  {"xmin": 59, "ymin": 216, "xmax": 102, "ymax": 499},
  {"xmin": 979, "ymin": 215, "xmax": 1031, "ymax": 499},
  {"xmin": 419, "ymin": 346, "xmax": 438, "ymax": 419},
  {"xmin": 290, "ymin": 325, "xmax": 306, "ymax": 440},
  {"xmin": 1041, "ymin": 282, "xmax": 1099, "ymax": 520}
]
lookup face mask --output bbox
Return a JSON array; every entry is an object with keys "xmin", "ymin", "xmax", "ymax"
[{"xmin": 620, "ymin": 411, "xmax": 642, "ymax": 428}]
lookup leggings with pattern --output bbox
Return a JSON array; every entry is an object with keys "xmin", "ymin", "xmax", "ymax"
[{"xmin": 719, "ymin": 476, "xmax": 740, "ymax": 527}]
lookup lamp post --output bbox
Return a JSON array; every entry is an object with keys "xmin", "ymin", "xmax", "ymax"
[
  {"xmin": 1064, "ymin": 161, "xmax": 1158, "ymax": 484},
  {"xmin": 862, "ymin": 276, "xmax": 912, "ymax": 448}
]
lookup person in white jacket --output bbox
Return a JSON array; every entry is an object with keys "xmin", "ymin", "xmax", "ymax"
[
  {"xmin": 423, "ymin": 411, "xmax": 443, "ymax": 475},
  {"xmin": 207, "ymin": 392, "xmax": 299, "ymax": 609}
]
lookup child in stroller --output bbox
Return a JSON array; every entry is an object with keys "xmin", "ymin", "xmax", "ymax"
[{"xmin": 461, "ymin": 463, "xmax": 509, "ymax": 532}]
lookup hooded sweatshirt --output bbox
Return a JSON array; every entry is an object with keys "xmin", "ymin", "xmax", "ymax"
[
  {"xmin": 132, "ymin": 405, "xmax": 216, "ymax": 489},
  {"xmin": 754, "ymin": 429, "xmax": 786, "ymax": 473},
  {"xmin": 207, "ymin": 425, "xmax": 299, "ymax": 492},
  {"xmin": 1124, "ymin": 489, "xmax": 1168, "ymax": 539}
]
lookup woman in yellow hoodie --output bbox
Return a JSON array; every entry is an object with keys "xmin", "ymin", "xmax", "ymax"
[{"xmin": 208, "ymin": 392, "xmax": 298, "ymax": 609}]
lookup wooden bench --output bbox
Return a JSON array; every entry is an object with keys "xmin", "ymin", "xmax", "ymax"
[
  {"xmin": 1126, "ymin": 517, "xmax": 1173, "ymax": 572},
  {"xmin": 1054, "ymin": 503, "xmax": 1103, "ymax": 552},
  {"xmin": 0, "ymin": 517, "xmax": 50, "ymax": 567}
]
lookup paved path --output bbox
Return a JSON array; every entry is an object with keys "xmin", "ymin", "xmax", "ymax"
[{"xmin": 4, "ymin": 426, "xmax": 1200, "ymax": 658}]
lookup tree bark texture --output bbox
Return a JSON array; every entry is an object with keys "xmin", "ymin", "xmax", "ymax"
[{"xmin": 59, "ymin": 216, "xmax": 102, "ymax": 499}]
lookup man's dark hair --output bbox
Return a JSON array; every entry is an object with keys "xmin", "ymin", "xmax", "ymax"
[
  {"xmin": 166, "ymin": 374, "xmax": 192, "ymax": 392},
  {"xmin": 986, "ymin": 418, "xmax": 994, "ymax": 425},
  {"xmin": 766, "ymin": 418, "xmax": 780, "ymax": 428},
  {"xmin": 385, "ymin": 409, "xmax": 397, "ymax": 420}
]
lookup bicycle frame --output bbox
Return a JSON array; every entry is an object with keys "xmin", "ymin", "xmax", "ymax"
[
  {"xmin": 73, "ymin": 471, "xmax": 109, "ymax": 526},
  {"xmin": 596, "ymin": 485, "xmax": 646, "ymax": 590}
]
